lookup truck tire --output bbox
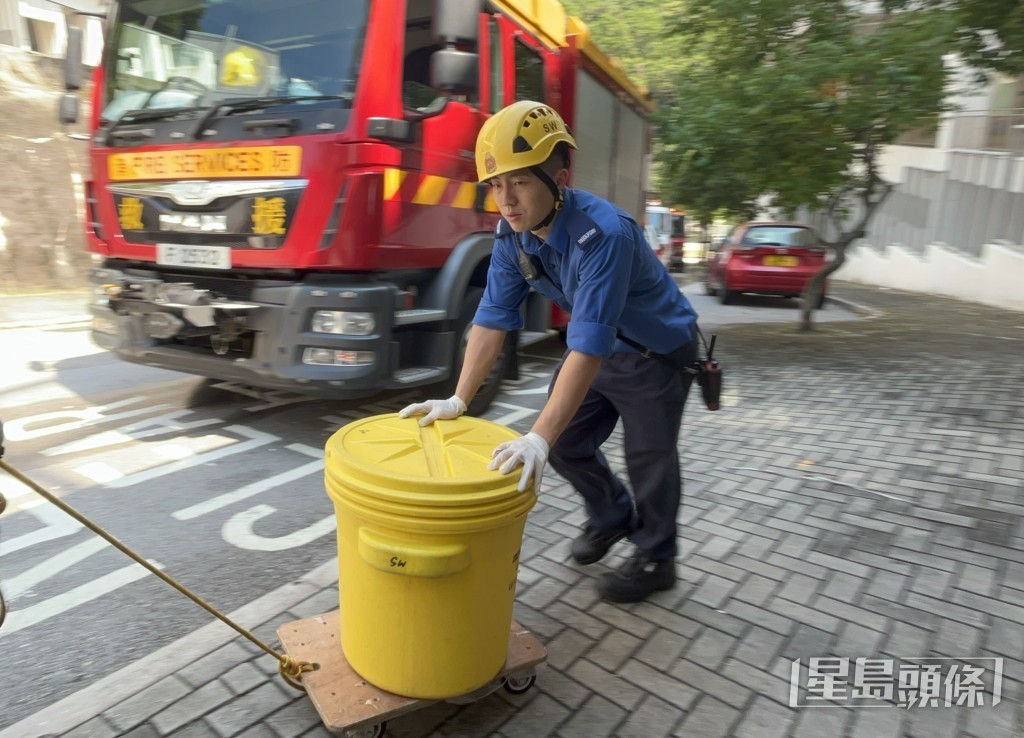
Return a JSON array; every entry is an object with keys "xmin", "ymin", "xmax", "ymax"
[{"xmin": 446, "ymin": 287, "xmax": 512, "ymax": 415}]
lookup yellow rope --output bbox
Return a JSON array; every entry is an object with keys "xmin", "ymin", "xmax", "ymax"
[{"xmin": 0, "ymin": 459, "xmax": 318, "ymax": 689}]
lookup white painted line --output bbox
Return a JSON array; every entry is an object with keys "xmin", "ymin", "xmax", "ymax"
[
  {"xmin": 73, "ymin": 460, "xmax": 124, "ymax": 484},
  {"xmin": 222, "ymin": 505, "xmax": 335, "ymax": 551},
  {"xmin": 106, "ymin": 425, "xmax": 277, "ymax": 489},
  {"xmin": 0, "ymin": 489, "xmax": 83, "ymax": 556},
  {"xmin": 503, "ymin": 385, "xmax": 549, "ymax": 396},
  {"xmin": 152, "ymin": 443, "xmax": 194, "ymax": 460},
  {"xmin": 0, "ymin": 560, "xmax": 160, "ymax": 638},
  {"xmin": 486, "ymin": 402, "xmax": 539, "ymax": 426},
  {"xmin": 0, "ymin": 558, "xmax": 340, "ymax": 738},
  {"xmin": 173, "ymin": 444, "xmax": 322, "ymax": 521},
  {"xmin": 4, "ymin": 537, "xmax": 108, "ymax": 598}
]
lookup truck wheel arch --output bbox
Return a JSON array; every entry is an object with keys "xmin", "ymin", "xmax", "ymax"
[{"xmin": 422, "ymin": 232, "xmax": 494, "ymax": 318}]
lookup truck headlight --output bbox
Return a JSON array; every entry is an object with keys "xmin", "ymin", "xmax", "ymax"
[
  {"xmin": 311, "ymin": 310, "xmax": 375, "ymax": 336},
  {"xmin": 303, "ymin": 348, "xmax": 376, "ymax": 366}
]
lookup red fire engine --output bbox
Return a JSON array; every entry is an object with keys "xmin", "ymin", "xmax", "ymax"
[{"xmin": 60, "ymin": 0, "xmax": 652, "ymax": 413}]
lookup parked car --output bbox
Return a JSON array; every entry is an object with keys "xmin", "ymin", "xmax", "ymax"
[{"xmin": 704, "ymin": 222, "xmax": 829, "ymax": 307}]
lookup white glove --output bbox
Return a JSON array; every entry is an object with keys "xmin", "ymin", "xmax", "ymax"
[
  {"xmin": 398, "ymin": 395, "xmax": 467, "ymax": 426},
  {"xmin": 489, "ymin": 432, "xmax": 550, "ymax": 493}
]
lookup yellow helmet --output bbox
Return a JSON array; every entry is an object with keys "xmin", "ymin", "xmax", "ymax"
[
  {"xmin": 221, "ymin": 47, "xmax": 262, "ymax": 87},
  {"xmin": 475, "ymin": 100, "xmax": 577, "ymax": 182}
]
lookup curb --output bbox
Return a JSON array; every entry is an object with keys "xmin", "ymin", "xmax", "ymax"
[
  {"xmin": 0, "ymin": 558, "xmax": 340, "ymax": 738},
  {"xmin": 0, "ymin": 291, "xmax": 92, "ymax": 332},
  {"xmin": 0, "ymin": 317, "xmax": 92, "ymax": 331},
  {"xmin": 826, "ymin": 294, "xmax": 884, "ymax": 320}
]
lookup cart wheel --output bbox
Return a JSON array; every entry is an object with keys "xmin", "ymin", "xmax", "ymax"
[
  {"xmin": 346, "ymin": 722, "xmax": 386, "ymax": 738},
  {"xmin": 502, "ymin": 673, "xmax": 536, "ymax": 694}
]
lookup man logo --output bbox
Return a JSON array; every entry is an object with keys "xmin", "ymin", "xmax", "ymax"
[{"xmin": 485, "ymin": 152, "xmax": 497, "ymax": 174}]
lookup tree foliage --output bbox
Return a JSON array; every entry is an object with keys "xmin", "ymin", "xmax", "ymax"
[
  {"xmin": 660, "ymin": 1, "xmax": 956, "ymax": 327},
  {"xmin": 886, "ymin": 0, "xmax": 1024, "ymax": 78},
  {"xmin": 562, "ymin": 1, "xmax": 1024, "ymax": 327}
]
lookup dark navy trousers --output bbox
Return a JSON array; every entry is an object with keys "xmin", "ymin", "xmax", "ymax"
[{"xmin": 547, "ymin": 345, "xmax": 696, "ymax": 561}]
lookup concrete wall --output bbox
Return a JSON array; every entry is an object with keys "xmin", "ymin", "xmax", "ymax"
[
  {"xmin": 837, "ymin": 240, "xmax": 1024, "ymax": 312},
  {"xmin": 0, "ymin": 44, "xmax": 94, "ymax": 292},
  {"xmin": 831, "ymin": 144, "xmax": 1024, "ymax": 314}
]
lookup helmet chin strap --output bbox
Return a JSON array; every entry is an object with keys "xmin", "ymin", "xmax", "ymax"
[{"xmin": 528, "ymin": 166, "xmax": 564, "ymax": 233}]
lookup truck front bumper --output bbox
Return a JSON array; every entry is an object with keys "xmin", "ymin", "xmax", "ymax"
[{"xmin": 90, "ymin": 268, "xmax": 454, "ymax": 398}]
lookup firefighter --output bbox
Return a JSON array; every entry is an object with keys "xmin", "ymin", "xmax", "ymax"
[
  {"xmin": 221, "ymin": 47, "xmax": 262, "ymax": 87},
  {"xmin": 400, "ymin": 100, "xmax": 700, "ymax": 603}
]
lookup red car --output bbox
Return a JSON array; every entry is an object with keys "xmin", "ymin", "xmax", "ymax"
[{"xmin": 704, "ymin": 222, "xmax": 829, "ymax": 307}]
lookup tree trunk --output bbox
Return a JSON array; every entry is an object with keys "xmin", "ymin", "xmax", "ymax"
[
  {"xmin": 798, "ymin": 173, "xmax": 894, "ymax": 331},
  {"xmin": 799, "ymin": 243, "xmax": 851, "ymax": 330}
]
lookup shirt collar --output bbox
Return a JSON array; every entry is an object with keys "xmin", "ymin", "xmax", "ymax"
[{"xmin": 521, "ymin": 188, "xmax": 575, "ymax": 255}]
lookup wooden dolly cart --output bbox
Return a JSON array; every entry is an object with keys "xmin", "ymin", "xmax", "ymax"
[{"xmin": 278, "ymin": 611, "xmax": 547, "ymax": 738}]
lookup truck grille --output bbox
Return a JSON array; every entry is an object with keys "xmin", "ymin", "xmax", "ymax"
[{"xmin": 159, "ymin": 272, "xmax": 257, "ymax": 301}]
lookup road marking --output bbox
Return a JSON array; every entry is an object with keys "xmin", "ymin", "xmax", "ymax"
[
  {"xmin": 222, "ymin": 505, "xmax": 335, "ymax": 551},
  {"xmin": 106, "ymin": 425, "xmax": 277, "ymax": 488},
  {"xmin": 44, "ymin": 410, "xmax": 221, "ymax": 456},
  {"xmin": 172, "ymin": 443, "xmax": 322, "ymax": 520},
  {"xmin": 0, "ymin": 558, "xmax": 340, "ymax": 738},
  {"xmin": 74, "ymin": 460, "xmax": 124, "ymax": 484},
  {"xmin": 503, "ymin": 385, "xmax": 549, "ymax": 395},
  {"xmin": 2, "ymin": 398, "xmax": 169, "ymax": 441},
  {"xmin": 0, "ymin": 559, "xmax": 162, "ymax": 638},
  {"xmin": 486, "ymin": 402, "xmax": 539, "ymax": 426},
  {"xmin": 0, "ymin": 481, "xmax": 82, "ymax": 555},
  {"xmin": 3, "ymin": 537, "xmax": 108, "ymax": 598}
]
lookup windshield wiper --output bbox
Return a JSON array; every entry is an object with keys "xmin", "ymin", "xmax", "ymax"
[
  {"xmin": 102, "ymin": 106, "xmax": 211, "ymax": 146},
  {"xmin": 192, "ymin": 96, "xmax": 351, "ymax": 140}
]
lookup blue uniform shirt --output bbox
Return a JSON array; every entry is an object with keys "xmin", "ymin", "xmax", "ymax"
[{"xmin": 474, "ymin": 188, "xmax": 699, "ymax": 358}]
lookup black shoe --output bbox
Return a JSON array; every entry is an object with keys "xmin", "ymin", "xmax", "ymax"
[
  {"xmin": 570, "ymin": 526, "xmax": 630, "ymax": 565},
  {"xmin": 597, "ymin": 550, "xmax": 675, "ymax": 603}
]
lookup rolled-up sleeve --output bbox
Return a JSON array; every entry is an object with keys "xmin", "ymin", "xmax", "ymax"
[
  {"xmin": 473, "ymin": 237, "xmax": 530, "ymax": 331},
  {"xmin": 564, "ymin": 230, "xmax": 633, "ymax": 357}
]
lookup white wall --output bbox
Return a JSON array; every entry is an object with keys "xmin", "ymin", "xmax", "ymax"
[
  {"xmin": 837, "ymin": 240, "xmax": 1024, "ymax": 312},
  {"xmin": 836, "ymin": 53, "xmax": 1024, "ymax": 314}
]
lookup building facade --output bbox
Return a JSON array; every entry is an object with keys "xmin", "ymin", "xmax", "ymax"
[{"xmin": 833, "ymin": 63, "xmax": 1024, "ymax": 312}]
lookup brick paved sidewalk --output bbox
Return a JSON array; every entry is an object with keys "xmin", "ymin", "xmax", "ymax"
[{"xmin": 12, "ymin": 283, "xmax": 1024, "ymax": 738}]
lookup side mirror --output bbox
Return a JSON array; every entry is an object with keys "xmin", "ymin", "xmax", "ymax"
[
  {"xmin": 59, "ymin": 92, "xmax": 80, "ymax": 124},
  {"xmin": 431, "ymin": 50, "xmax": 478, "ymax": 96},
  {"xmin": 64, "ymin": 25, "xmax": 83, "ymax": 91}
]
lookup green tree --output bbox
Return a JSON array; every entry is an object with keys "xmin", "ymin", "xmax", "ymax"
[
  {"xmin": 886, "ymin": 0, "xmax": 1024, "ymax": 77},
  {"xmin": 560, "ymin": 1, "xmax": 688, "ymax": 99},
  {"xmin": 657, "ymin": 1, "xmax": 955, "ymax": 329}
]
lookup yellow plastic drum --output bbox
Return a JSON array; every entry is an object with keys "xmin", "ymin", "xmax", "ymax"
[{"xmin": 324, "ymin": 414, "xmax": 536, "ymax": 699}]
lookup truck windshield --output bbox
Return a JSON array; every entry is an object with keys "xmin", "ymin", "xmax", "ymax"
[{"xmin": 101, "ymin": 0, "xmax": 369, "ymax": 122}]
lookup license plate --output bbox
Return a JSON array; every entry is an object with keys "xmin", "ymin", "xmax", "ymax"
[
  {"xmin": 157, "ymin": 244, "xmax": 231, "ymax": 269},
  {"xmin": 763, "ymin": 255, "xmax": 798, "ymax": 266}
]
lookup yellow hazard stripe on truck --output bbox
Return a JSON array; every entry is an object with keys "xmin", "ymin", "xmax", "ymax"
[{"xmin": 383, "ymin": 168, "xmax": 497, "ymax": 212}]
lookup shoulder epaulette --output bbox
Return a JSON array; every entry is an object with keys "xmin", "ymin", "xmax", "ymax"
[{"xmin": 569, "ymin": 211, "xmax": 603, "ymax": 249}]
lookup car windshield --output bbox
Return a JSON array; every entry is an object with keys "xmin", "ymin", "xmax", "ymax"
[
  {"xmin": 741, "ymin": 226, "xmax": 817, "ymax": 247},
  {"xmin": 101, "ymin": 0, "xmax": 369, "ymax": 121}
]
